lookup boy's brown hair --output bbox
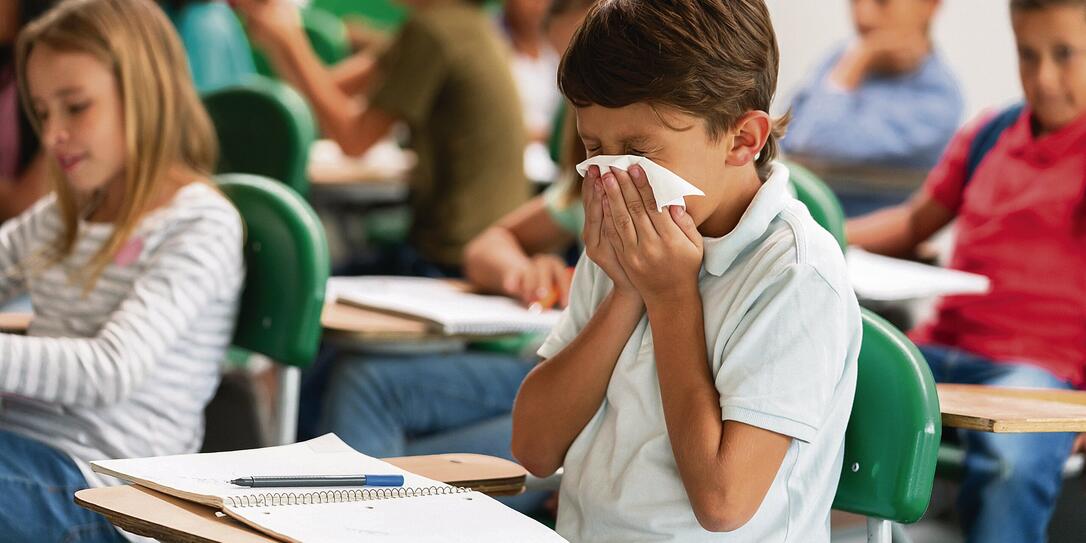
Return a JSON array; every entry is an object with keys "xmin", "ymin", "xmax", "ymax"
[
  {"xmin": 558, "ymin": 0, "xmax": 787, "ymax": 181},
  {"xmin": 1010, "ymin": 0, "xmax": 1086, "ymax": 11}
]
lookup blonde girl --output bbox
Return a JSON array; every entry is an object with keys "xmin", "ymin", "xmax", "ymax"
[{"xmin": 0, "ymin": 0, "xmax": 244, "ymax": 540}]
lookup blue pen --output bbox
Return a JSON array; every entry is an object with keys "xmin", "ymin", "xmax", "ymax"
[{"xmin": 229, "ymin": 474, "xmax": 405, "ymax": 488}]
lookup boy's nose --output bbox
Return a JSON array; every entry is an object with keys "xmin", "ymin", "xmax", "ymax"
[{"xmin": 1034, "ymin": 56, "xmax": 1061, "ymax": 93}]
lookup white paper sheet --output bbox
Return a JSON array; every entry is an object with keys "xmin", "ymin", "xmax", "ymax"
[
  {"xmin": 576, "ymin": 155, "xmax": 705, "ymax": 210},
  {"xmin": 224, "ymin": 492, "xmax": 568, "ymax": 543},
  {"xmin": 847, "ymin": 248, "xmax": 990, "ymax": 301}
]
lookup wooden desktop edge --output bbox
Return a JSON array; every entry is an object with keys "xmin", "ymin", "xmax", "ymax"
[{"xmin": 937, "ymin": 384, "xmax": 1086, "ymax": 433}]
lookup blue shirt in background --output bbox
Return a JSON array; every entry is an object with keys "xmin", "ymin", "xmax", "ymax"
[
  {"xmin": 783, "ymin": 44, "xmax": 964, "ymax": 169},
  {"xmin": 169, "ymin": 1, "xmax": 257, "ymax": 93}
]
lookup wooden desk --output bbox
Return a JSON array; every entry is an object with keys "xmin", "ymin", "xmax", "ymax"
[
  {"xmin": 307, "ymin": 139, "xmax": 411, "ymax": 206},
  {"xmin": 0, "ymin": 299, "xmax": 502, "ymax": 345},
  {"xmin": 787, "ymin": 155, "xmax": 929, "ymax": 192},
  {"xmin": 938, "ymin": 384, "xmax": 1086, "ymax": 433},
  {"xmin": 75, "ymin": 453, "xmax": 527, "ymax": 543}
]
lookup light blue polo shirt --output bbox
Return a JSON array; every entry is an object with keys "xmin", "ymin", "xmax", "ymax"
[{"xmin": 538, "ymin": 162, "xmax": 861, "ymax": 542}]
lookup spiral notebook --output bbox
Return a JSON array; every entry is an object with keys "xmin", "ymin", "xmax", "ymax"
[
  {"xmin": 328, "ymin": 276, "xmax": 562, "ymax": 336},
  {"xmin": 91, "ymin": 434, "xmax": 566, "ymax": 543}
]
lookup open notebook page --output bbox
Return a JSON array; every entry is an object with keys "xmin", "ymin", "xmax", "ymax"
[
  {"xmin": 329, "ymin": 276, "xmax": 562, "ymax": 335},
  {"xmin": 91, "ymin": 434, "xmax": 438, "ymax": 508},
  {"xmin": 224, "ymin": 492, "xmax": 568, "ymax": 543}
]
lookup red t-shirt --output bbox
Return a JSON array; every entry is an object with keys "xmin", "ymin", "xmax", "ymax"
[{"xmin": 911, "ymin": 107, "xmax": 1086, "ymax": 387}]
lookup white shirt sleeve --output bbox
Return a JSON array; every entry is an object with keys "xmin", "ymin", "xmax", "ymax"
[
  {"xmin": 537, "ymin": 252, "xmax": 598, "ymax": 360},
  {"xmin": 714, "ymin": 263, "xmax": 854, "ymax": 443}
]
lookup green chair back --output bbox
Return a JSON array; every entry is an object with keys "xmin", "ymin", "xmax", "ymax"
[
  {"xmin": 253, "ymin": 7, "xmax": 349, "ymax": 76},
  {"xmin": 202, "ymin": 75, "xmax": 317, "ymax": 196},
  {"xmin": 833, "ymin": 309, "xmax": 941, "ymax": 524},
  {"xmin": 218, "ymin": 174, "xmax": 329, "ymax": 368},
  {"xmin": 786, "ymin": 161, "xmax": 847, "ymax": 251}
]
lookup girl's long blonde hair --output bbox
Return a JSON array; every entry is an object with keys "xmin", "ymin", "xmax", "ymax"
[{"xmin": 14, "ymin": 0, "xmax": 217, "ymax": 290}]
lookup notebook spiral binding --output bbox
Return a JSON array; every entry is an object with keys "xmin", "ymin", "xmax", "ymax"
[{"xmin": 224, "ymin": 485, "xmax": 473, "ymax": 508}]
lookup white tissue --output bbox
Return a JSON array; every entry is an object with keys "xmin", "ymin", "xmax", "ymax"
[{"xmin": 575, "ymin": 155, "xmax": 705, "ymax": 211}]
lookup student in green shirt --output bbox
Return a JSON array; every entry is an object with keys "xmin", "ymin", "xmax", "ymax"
[{"xmin": 235, "ymin": 0, "xmax": 529, "ymax": 276}]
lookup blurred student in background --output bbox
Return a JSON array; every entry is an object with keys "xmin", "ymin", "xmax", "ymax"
[
  {"xmin": 0, "ymin": 0, "xmax": 53, "ymax": 223},
  {"xmin": 235, "ymin": 0, "xmax": 529, "ymax": 278},
  {"xmin": 849, "ymin": 1, "xmax": 1086, "ymax": 540},
  {"xmin": 501, "ymin": 0, "xmax": 561, "ymax": 144},
  {"xmin": 784, "ymin": 0, "xmax": 962, "ymax": 171}
]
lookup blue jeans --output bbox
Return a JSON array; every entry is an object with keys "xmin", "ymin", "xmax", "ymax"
[
  {"xmin": 318, "ymin": 351, "xmax": 546, "ymax": 512},
  {"xmin": 920, "ymin": 345, "xmax": 1076, "ymax": 543},
  {"xmin": 0, "ymin": 429, "xmax": 125, "ymax": 543}
]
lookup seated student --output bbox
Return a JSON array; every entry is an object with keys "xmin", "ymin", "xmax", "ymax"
[
  {"xmin": 313, "ymin": 3, "xmax": 595, "ymax": 516},
  {"xmin": 784, "ymin": 0, "xmax": 963, "ymax": 169},
  {"xmin": 848, "ymin": 1, "xmax": 1086, "ymax": 541},
  {"xmin": 0, "ymin": 0, "xmax": 53, "ymax": 223},
  {"xmin": 501, "ymin": 0, "xmax": 562, "ymax": 143},
  {"xmin": 512, "ymin": 1, "xmax": 861, "ymax": 540},
  {"xmin": 162, "ymin": 0, "xmax": 257, "ymax": 93},
  {"xmin": 1, "ymin": 0, "xmax": 244, "ymax": 539},
  {"xmin": 234, "ymin": 0, "xmax": 529, "ymax": 277}
]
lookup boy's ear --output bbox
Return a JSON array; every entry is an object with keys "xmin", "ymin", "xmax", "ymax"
[{"xmin": 725, "ymin": 111, "xmax": 771, "ymax": 167}]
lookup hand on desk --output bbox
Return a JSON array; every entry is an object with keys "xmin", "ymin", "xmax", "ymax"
[{"xmin": 502, "ymin": 255, "xmax": 572, "ymax": 310}]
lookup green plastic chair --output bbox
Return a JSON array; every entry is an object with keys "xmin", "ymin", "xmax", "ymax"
[
  {"xmin": 253, "ymin": 7, "xmax": 349, "ymax": 77},
  {"xmin": 202, "ymin": 75, "xmax": 317, "ymax": 197},
  {"xmin": 786, "ymin": 161, "xmax": 848, "ymax": 252},
  {"xmin": 219, "ymin": 173, "xmax": 330, "ymax": 444},
  {"xmin": 833, "ymin": 309, "xmax": 942, "ymax": 542}
]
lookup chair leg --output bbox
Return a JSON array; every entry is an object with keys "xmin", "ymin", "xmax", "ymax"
[
  {"xmin": 866, "ymin": 518, "xmax": 891, "ymax": 543},
  {"xmin": 890, "ymin": 522, "xmax": 913, "ymax": 543},
  {"xmin": 276, "ymin": 365, "xmax": 301, "ymax": 445}
]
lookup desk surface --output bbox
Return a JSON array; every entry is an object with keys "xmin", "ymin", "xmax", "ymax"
[
  {"xmin": 937, "ymin": 383, "xmax": 1086, "ymax": 432},
  {"xmin": 75, "ymin": 453, "xmax": 527, "ymax": 543}
]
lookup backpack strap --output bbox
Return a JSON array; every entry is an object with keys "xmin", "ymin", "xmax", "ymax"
[{"xmin": 963, "ymin": 103, "xmax": 1025, "ymax": 188}]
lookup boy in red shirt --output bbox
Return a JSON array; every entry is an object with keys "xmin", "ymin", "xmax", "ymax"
[{"xmin": 848, "ymin": 1, "xmax": 1086, "ymax": 541}]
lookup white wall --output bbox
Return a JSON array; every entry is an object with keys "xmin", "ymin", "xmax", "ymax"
[{"xmin": 767, "ymin": 0, "xmax": 1022, "ymax": 123}]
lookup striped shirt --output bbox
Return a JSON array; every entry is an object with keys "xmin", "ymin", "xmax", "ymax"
[{"xmin": 0, "ymin": 182, "xmax": 244, "ymax": 490}]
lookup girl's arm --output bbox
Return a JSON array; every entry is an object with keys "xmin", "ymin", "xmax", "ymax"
[
  {"xmin": 463, "ymin": 196, "xmax": 575, "ymax": 307},
  {"xmin": 0, "ymin": 206, "xmax": 243, "ymax": 407}
]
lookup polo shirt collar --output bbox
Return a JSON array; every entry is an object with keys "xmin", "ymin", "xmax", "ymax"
[
  {"xmin": 1005, "ymin": 107, "xmax": 1086, "ymax": 165},
  {"xmin": 702, "ymin": 162, "xmax": 791, "ymax": 277}
]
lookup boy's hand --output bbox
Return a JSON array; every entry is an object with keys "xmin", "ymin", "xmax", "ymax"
[
  {"xmin": 582, "ymin": 165, "xmax": 639, "ymax": 300},
  {"xmin": 599, "ymin": 165, "xmax": 703, "ymax": 307},
  {"xmin": 861, "ymin": 29, "xmax": 928, "ymax": 73},
  {"xmin": 232, "ymin": 0, "xmax": 305, "ymax": 53}
]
